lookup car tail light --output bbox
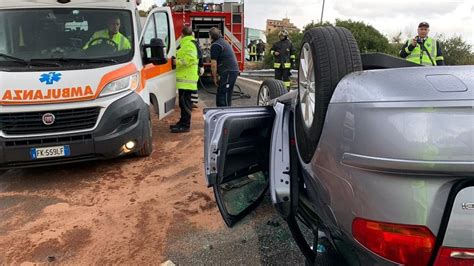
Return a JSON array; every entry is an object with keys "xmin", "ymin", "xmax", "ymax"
[
  {"xmin": 352, "ymin": 218, "xmax": 435, "ymax": 266},
  {"xmin": 434, "ymin": 247, "xmax": 474, "ymax": 266}
]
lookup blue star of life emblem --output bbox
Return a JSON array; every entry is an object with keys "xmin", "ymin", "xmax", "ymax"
[{"xmin": 39, "ymin": 72, "xmax": 62, "ymax": 85}]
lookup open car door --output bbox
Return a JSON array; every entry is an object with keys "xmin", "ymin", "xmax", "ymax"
[{"xmin": 204, "ymin": 107, "xmax": 275, "ymax": 227}]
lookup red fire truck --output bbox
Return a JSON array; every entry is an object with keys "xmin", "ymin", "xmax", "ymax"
[{"xmin": 166, "ymin": 1, "xmax": 245, "ymax": 77}]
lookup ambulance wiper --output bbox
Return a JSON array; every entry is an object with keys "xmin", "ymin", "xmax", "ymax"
[
  {"xmin": 0, "ymin": 54, "xmax": 61, "ymax": 67},
  {"xmin": 0, "ymin": 53, "xmax": 28, "ymax": 64},
  {"xmin": 42, "ymin": 58, "xmax": 118, "ymax": 64}
]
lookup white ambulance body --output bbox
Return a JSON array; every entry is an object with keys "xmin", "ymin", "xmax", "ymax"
[{"xmin": 0, "ymin": 0, "xmax": 177, "ymax": 168}]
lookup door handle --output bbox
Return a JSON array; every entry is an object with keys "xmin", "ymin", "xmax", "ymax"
[
  {"xmin": 451, "ymin": 251, "xmax": 474, "ymax": 259},
  {"xmin": 171, "ymin": 56, "xmax": 176, "ymax": 70}
]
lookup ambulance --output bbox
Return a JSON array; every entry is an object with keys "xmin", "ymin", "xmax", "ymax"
[{"xmin": 0, "ymin": 0, "xmax": 177, "ymax": 168}]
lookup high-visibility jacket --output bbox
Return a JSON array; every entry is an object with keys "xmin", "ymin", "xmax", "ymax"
[
  {"xmin": 403, "ymin": 37, "xmax": 443, "ymax": 66},
  {"xmin": 83, "ymin": 29, "xmax": 131, "ymax": 51},
  {"xmin": 176, "ymin": 35, "xmax": 199, "ymax": 91},
  {"xmin": 271, "ymin": 38, "xmax": 296, "ymax": 69},
  {"xmin": 248, "ymin": 44, "xmax": 257, "ymax": 55}
]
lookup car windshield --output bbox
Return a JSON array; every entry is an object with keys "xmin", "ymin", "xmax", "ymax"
[{"xmin": 0, "ymin": 8, "xmax": 134, "ymax": 70}]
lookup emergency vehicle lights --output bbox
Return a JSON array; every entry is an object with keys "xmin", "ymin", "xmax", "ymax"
[
  {"xmin": 100, "ymin": 72, "xmax": 140, "ymax": 97},
  {"xmin": 352, "ymin": 218, "xmax": 435, "ymax": 266}
]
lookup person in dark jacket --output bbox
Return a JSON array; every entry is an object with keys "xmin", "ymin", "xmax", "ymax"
[
  {"xmin": 248, "ymin": 40, "xmax": 257, "ymax": 61},
  {"xmin": 256, "ymin": 39, "xmax": 265, "ymax": 61},
  {"xmin": 271, "ymin": 30, "xmax": 296, "ymax": 89},
  {"xmin": 209, "ymin": 27, "xmax": 240, "ymax": 107},
  {"xmin": 399, "ymin": 22, "xmax": 444, "ymax": 66}
]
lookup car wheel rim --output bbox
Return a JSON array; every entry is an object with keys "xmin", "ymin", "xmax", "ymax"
[
  {"xmin": 258, "ymin": 85, "xmax": 271, "ymax": 106},
  {"xmin": 299, "ymin": 43, "xmax": 315, "ymax": 129}
]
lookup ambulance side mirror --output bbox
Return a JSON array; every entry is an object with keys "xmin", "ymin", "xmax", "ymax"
[{"xmin": 143, "ymin": 38, "xmax": 167, "ymax": 66}]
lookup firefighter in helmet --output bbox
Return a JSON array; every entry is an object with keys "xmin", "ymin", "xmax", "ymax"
[{"xmin": 270, "ymin": 29, "xmax": 296, "ymax": 89}]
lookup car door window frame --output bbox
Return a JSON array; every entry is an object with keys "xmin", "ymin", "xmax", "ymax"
[{"xmin": 152, "ymin": 11, "xmax": 170, "ymax": 55}]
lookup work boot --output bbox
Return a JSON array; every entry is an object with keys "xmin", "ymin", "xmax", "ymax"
[
  {"xmin": 169, "ymin": 122, "xmax": 183, "ymax": 130},
  {"xmin": 170, "ymin": 126, "xmax": 190, "ymax": 133}
]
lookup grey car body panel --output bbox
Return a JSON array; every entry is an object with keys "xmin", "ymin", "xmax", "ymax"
[
  {"xmin": 331, "ymin": 66, "xmax": 473, "ymax": 103},
  {"xmin": 270, "ymin": 102, "xmax": 291, "ymax": 205},
  {"xmin": 301, "ymin": 66, "xmax": 473, "ymax": 264},
  {"xmin": 203, "ymin": 107, "xmax": 273, "ymax": 187},
  {"xmin": 332, "ymin": 100, "xmax": 474, "ymax": 168},
  {"xmin": 204, "ymin": 65, "xmax": 474, "ymax": 265},
  {"xmin": 443, "ymin": 186, "xmax": 474, "ymax": 248},
  {"xmin": 302, "ymin": 67, "xmax": 474, "ymax": 262}
]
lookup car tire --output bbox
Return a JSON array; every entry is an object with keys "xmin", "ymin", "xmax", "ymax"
[
  {"xmin": 295, "ymin": 26, "xmax": 362, "ymax": 163},
  {"xmin": 257, "ymin": 79, "xmax": 288, "ymax": 106},
  {"xmin": 137, "ymin": 118, "xmax": 153, "ymax": 157}
]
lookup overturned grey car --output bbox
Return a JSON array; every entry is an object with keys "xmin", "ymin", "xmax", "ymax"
[{"xmin": 204, "ymin": 26, "xmax": 473, "ymax": 265}]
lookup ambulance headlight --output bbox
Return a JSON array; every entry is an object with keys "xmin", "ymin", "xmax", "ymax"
[{"xmin": 100, "ymin": 72, "xmax": 140, "ymax": 97}]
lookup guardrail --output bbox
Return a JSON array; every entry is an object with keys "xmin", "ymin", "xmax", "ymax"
[{"xmin": 240, "ymin": 69, "xmax": 298, "ymax": 78}]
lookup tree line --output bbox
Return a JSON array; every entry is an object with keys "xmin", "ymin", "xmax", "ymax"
[{"xmin": 263, "ymin": 19, "xmax": 474, "ymax": 68}]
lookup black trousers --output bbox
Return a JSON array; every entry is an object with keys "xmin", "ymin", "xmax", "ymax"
[
  {"xmin": 216, "ymin": 71, "xmax": 239, "ymax": 107},
  {"xmin": 275, "ymin": 68, "xmax": 291, "ymax": 88},
  {"xmin": 250, "ymin": 55, "xmax": 257, "ymax": 61},
  {"xmin": 178, "ymin": 89, "xmax": 193, "ymax": 128}
]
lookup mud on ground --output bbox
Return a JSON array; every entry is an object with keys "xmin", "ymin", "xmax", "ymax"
[{"xmin": 0, "ymin": 106, "xmax": 304, "ymax": 265}]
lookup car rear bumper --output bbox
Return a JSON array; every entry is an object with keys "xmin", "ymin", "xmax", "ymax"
[{"xmin": 0, "ymin": 92, "xmax": 149, "ymax": 169}]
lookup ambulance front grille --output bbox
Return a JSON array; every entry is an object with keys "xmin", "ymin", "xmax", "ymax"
[{"xmin": 0, "ymin": 107, "xmax": 100, "ymax": 135}]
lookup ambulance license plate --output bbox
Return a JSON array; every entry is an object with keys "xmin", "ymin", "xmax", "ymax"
[{"xmin": 30, "ymin": 146, "xmax": 70, "ymax": 159}]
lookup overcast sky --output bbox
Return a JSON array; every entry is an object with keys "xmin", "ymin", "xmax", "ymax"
[{"xmin": 141, "ymin": 0, "xmax": 473, "ymax": 45}]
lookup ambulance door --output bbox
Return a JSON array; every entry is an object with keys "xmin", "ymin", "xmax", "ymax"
[{"xmin": 140, "ymin": 7, "xmax": 176, "ymax": 119}]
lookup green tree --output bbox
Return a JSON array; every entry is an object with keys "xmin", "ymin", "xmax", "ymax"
[
  {"xmin": 303, "ymin": 21, "xmax": 332, "ymax": 33},
  {"xmin": 335, "ymin": 19, "xmax": 391, "ymax": 54},
  {"xmin": 263, "ymin": 30, "xmax": 280, "ymax": 69},
  {"xmin": 437, "ymin": 35, "xmax": 474, "ymax": 65}
]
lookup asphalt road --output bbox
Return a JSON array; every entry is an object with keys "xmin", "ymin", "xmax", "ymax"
[{"xmin": 198, "ymin": 77, "xmax": 262, "ymax": 108}]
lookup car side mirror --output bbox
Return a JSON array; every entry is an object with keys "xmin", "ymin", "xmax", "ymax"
[{"xmin": 144, "ymin": 38, "xmax": 167, "ymax": 66}]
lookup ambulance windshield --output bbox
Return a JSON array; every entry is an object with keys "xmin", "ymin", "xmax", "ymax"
[{"xmin": 0, "ymin": 8, "xmax": 134, "ymax": 70}]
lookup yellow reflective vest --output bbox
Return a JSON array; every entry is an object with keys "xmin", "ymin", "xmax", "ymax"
[
  {"xmin": 249, "ymin": 44, "xmax": 257, "ymax": 55},
  {"xmin": 404, "ymin": 37, "xmax": 442, "ymax": 66},
  {"xmin": 83, "ymin": 29, "xmax": 131, "ymax": 51},
  {"xmin": 176, "ymin": 36, "xmax": 199, "ymax": 91}
]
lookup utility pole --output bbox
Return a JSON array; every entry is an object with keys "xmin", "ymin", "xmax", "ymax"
[{"xmin": 320, "ymin": 0, "xmax": 325, "ymax": 24}]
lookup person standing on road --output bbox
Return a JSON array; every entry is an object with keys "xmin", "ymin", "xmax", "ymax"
[
  {"xmin": 209, "ymin": 27, "xmax": 240, "ymax": 107},
  {"xmin": 271, "ymin": 30, "xmax": 296, "ymax": 89},
  {"xmin": 257, "ymin": 39, "xmax": 265, "ymax": 62},
  {"xmin": 170, "ymin": 26, "xmax": 199, "ymax": 133},
  {"xmin": 248, "ymin": 40, "xmax": 257, "ymax": 61},
  {"xmin": 399, "ymin": 22, "xmax": 444, "ymax": 66}
]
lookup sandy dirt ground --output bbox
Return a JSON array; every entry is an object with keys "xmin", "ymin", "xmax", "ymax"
[
  {"xmin": 0, "ymin": 105, "xmax": 224, "ymax": 264},
  {"xmin": 0, "ymin": 91, "xmax": 306, "ymax": 264}
]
